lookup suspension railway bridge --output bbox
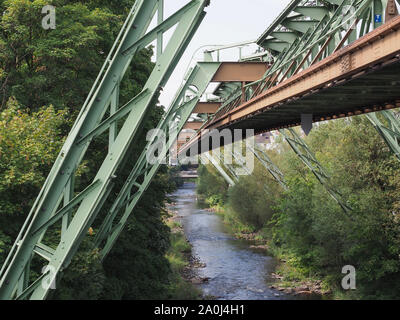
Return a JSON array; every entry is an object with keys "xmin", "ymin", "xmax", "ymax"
[{"xmin": 1, "ymin": 0, "xmax": 400, "ymax": 300}]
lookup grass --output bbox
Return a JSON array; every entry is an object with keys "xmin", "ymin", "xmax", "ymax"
[
  {"xmin": 200, "ymin": 198, "xmax": 336, "ymax": 298},
  {"xmin": 165, "ymin": 219, "xmax": 202, "ymax": 300}
]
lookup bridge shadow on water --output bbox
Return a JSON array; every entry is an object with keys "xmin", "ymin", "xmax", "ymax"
[{"xmin": 169, "ymin": 182, "xmax": 321, "ymax": 300}]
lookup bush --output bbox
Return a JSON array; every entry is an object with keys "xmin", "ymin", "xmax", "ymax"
[
  {"xmin": 228, "ymin": 158, "xmax": 281, "ymax": 230},
  {"xmin": 197, "ymin": 164, "xmax": 229, "ymax": 206}
]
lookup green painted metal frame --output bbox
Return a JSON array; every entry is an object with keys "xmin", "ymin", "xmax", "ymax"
[
  {"xmin": 230, "ymin": 150, "xmax": 253, "ymax": 177},
  {"xmin": 200, "ymin": 152, "xmax": 237, "ymax": 186},
  {"xmin": 207, "ymin": 0, "xmax": 392, "ymax": 125},
  {"xmin": 366, "ymin": 110, "xmax": 400, "ymax": 161},
  {"xmin": 280, "ymin": 128, "xmax": 352, "ymax": 214},
  {"xmin": 176, "ymin": 1, "xmax": 398, "ymax": 218},
  {"xmin": 178, "ymin": 0, "xmax": 397, "ymax": 200},
  {"xmin": 225, "ymin": 145, "xmax": 285, "ymax": 195},
  {"xmin": 192, "ymin": 0, "xmax": 396, "ymax": 218},
  {"xmin": 0, "ymin": 0, "xmax": 210, "ymax": 300},
  {"xmin": 96, "ymin": 61, "xmax": 221, "ymax": 258},
  {"xmin": 249, "ymin": 145, "xmax": 288, "ymax": 190}
]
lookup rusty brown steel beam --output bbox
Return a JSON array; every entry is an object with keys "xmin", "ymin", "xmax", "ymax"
[
  {"xmin": 386, "ymin": 0, "xmax": 399, "ymax": 22},
  {"xmin": 207, "ymin": 15, "xmax": 400, "ymax": 130},
  {"xmin": 192, "ymin": 102, "xmax": 221, "ymax": 114},
  {"xmin": 178, "ymin": 16, "xmax": 400, "ymax": 156},
  {"xmin": 212, "ymin": 62, "xmax": 269, "ymax": 82},
  {"xmin": 183, "ymin": 121, "xmax": 204, "ymax": 130}
]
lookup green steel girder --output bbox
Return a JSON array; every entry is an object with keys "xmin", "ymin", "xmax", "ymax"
[
  {"xmin": 282, "ymin": 19, "xmax": 321, "ymax": 34},
  {"xmin": 225, "ymin": 145, "xmax": 287, "ymax": 194},
  {"xmin": 199, "ymin": 143, "xmax": 259, "ymax": 187},
  {"xmin": 206, "ymin": 0, "xmax": 393, "ymax": 125},
  {"xmin": 0, "ymin": 0, "xmax": 210, "ymax": 300},
  {"xmin": 214, "ymin": 150, "xmax": 241, "ymax": 182},
  {"xmin": 262, "ymin": 40, "xmax": 291, "ymax": 53},
  {"xmin": 230, "ymin": 150, "xmax": 253, "ymax": 177},
  {"xmin": 249, "ymin": 145, "xmax": 288, "ymax": 190},
  {"xmin": 294, "ymin": 6, "xmax": 331, "ymax": 20},
  {"xmin": 366, "ymin": 110, "xmax": 400, "ymax": 161},
  {"xmin": 95, "ymin": 61, "xmax": 221, "ymax": 258},
  {"xmin": 200, "ymin": 152, "xmax": 237, "ymax": 186},
  {"xmin": 258, "ymin": 0, "xmax": 389, "ymax": 51},
  {"xmin": 280, "ymin": 128, "xmax": 352, "ymax": 214}
]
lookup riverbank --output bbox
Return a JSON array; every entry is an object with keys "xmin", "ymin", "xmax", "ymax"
[
  {"xmin": 164, "ymin": 205, "xmax": 209, "ymax": 300},
  {"xmin": 170, "ymin": 183, "xmax": 296, "ymax": 300},
  {"xmin": 205, "ymin": 203, "xmax": 332, "ymax": 299}
]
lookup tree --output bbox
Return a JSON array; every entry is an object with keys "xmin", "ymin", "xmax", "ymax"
[{"xmin": 0, "ymin": 0, "xmax": 183, "ymax": 300}]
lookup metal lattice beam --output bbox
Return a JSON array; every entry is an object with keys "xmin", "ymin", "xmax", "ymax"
[
  {"xmin": 280, "ymin": 128, "xmax": 352, "ymax": 214},
  {"xmin": 96, "ymin": 62, "xmax": 221, "ymax": 258},
  {"xmin": 366, "ymin": 110, "xmax": 400, "ymax": 160},
  {"xmin": 200, "ymin": 152, "xmax": 237, "ymax": 186},
  {"xmin": 249, "ymin": 145, "xmax": 288, "ymax": 190},
  {"xmin": 0, "ymin": 0, "xmax": 210, "ymax": 300}
]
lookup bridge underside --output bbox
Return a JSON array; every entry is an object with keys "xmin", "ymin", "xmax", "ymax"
[
  {"xmin": 218, "ymin": 58, "xmax": 400, "ymax": 134},
  {"xmin": 180, "ymin": 14, "xmax": 400, "ymax": 155}
]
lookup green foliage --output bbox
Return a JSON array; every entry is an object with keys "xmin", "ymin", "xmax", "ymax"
[
  {"xmin": 0, "ymin": 230, "xmax": 11, "ymax": 268},
  {"xmin": 198, "ymin": 116, "xmax": 400, "ymax": 299},
  {"xmin": 168, "ymin": 166, "xmax": 185, "ymax": 189},
  {"xmin": 0, "ymin": 0, "xmax": 189, "ymax": 300},
  {"xmin": 52, "ymin": 242, "xmax": 106, "ymax": 300},
  {"xmin": 273, "ymin": 117, "xmax": 400, "ymax": 299},
  {"xmin": 0, "ymin": 98, "xmax": 68, "ymax": 238},
  {"xmin": 197, "ymin": 164, "xmax": 229, "ymax": 206},
  {"xmin": 165, "ymin": 220, "xmax": 201, "ymax": 300},
  {"xmin": 0, "ymin": 0, "xmax": 141, "ymax": 111},
  {"xmin": 228, "ymin": 161, "xmax": 278, "ymax": 229},
  {"xmin": 101, "ymin": 203, "xmax": 172, "ymax": 300}
]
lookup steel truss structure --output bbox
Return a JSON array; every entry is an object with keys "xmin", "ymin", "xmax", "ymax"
[
  {"xmin": 178, "ymin": 0, "xmax": 400, "ymax": 154},
  {"xmin": 2, "ymin": 0, "xmax": 400, "ymax": 301},
  {"xmin": 280, "ymin": 128, "xmax": 352, "ymax": 213},
  {"xmin": 0, "ymin": 0, "xmax": 212, "ymax": 300},
  {"xmin": 366, "ymin": 110, "xmax": 400, "ymax": 161},
  {"xmin": 200, "ymin": 152, "xmax": 237, "ymax": 186},
  {"xmin": 207, "ymin": 0, "xmax": 399, "ymax": 125},
  {"xmin": 177, "ymin": 0, "xmax": 399, "ymax": 216},
  {"xmin": 249, "ymin": 146, "xmax": 288, "ymax": 190}
]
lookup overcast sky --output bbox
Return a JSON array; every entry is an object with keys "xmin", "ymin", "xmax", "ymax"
[{"xmin": 158, "ymin": 0, "xmax": 292, "ymax": 107}]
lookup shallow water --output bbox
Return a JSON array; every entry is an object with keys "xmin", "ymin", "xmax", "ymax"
[{"xmin": 169, "ymin": 182, "xmax": 298, "ymax": 300}]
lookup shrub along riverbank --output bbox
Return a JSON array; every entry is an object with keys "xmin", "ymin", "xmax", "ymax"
[
  {"xmin": 164, "ymin": 206, "xmax": 204, "ymax": 300},
  {"xmin": 197, "ymin": 116, "xmax": 400, "ymax": 300}
]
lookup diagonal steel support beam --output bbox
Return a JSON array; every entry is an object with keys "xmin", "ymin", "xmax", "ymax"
[
  {"xmin": 280, "ymin": 128, "xmax": 352, "ymax": 214},
  {"xmin": 77, "ymin": 90, "xmax": 150, "ymax": 145},
  {"xmin": 249, "ymin": 145, "xmax": 287, "ymax": 190},
  {"xmin": 366, "ymin": 110, "xmax": 400, "ymax": 160},
  {"xmin": 230, "ymin": 150, "xmax": 253, "ymax": 176},
  {"xmin": 0, "ymin": 0, "xmax": 210, "ymax": 300},
  {"xmin": 30, "ymin": 180, "xmax": 101, "ymax": 237},
  {"xmin": 96, "ymin": 62, "xmax": 221, "ymax": 258},
  {"xmin": 200, "ymin": 152, "xmax": 237, "ymax": 187}
]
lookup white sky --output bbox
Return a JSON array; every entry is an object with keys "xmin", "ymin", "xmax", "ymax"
[{"xmin": 158, "ymin": 0, "xmax": 292, "ymax": 107}]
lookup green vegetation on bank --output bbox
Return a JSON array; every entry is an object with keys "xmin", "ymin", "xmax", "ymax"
[
  {"xmin": 164, "ymin": 217, "xmax": 202, "ymax": 300},
  {"xmin": 0, "ymin": 0, "xmax": 196, "ymax": 300},
  {"xmin": 197, "ymin": 116, "xmax": 400, "ymax": 300}
]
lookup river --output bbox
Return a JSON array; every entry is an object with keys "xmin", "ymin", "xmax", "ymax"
[{"xmin": 169, "ymin": 182, "xmax": 300, "ymax": 300}]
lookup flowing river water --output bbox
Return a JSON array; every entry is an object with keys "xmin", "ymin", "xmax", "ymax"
[{"xmin": 169, "ymin": 182, "xmax": 302, "ymax": 300}]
